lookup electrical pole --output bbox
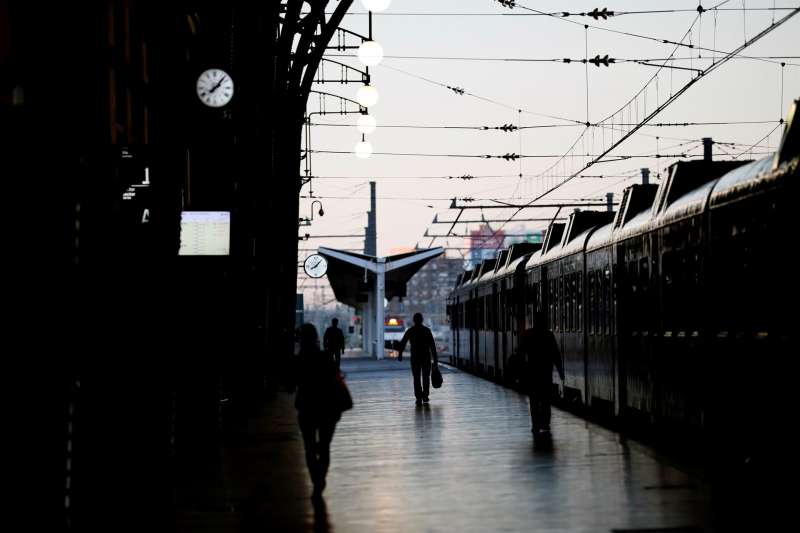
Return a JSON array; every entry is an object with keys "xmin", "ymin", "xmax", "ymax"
[{"xmin": 365, "ymin": 181, "xmax": 377, "ymax": 256}]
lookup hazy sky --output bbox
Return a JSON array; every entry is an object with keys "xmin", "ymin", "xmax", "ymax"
[{"xmin": 299, "ymin": 0, "xmax": 799, "ymax": 302}]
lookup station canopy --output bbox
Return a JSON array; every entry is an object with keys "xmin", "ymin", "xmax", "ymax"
[{"xmin": 318, "ymin": 247, "xmax": 444, "ymax": 308}]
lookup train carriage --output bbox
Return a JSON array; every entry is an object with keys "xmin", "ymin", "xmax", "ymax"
[
  {"xmin": 492, "ymin": 243, "xmax": 541, "ymax": 383},
  {"xmin": 474, "ymin": 258, "xmax": 497, "ymax": 376},
  {"xmin": 584, "ymin": 219, "xmax": 617, "ymax": 417},
  {"xmin": 447, "ymin": 99, "xmax": 799, "ymax": 439},
  {"xmin": 457, "ymin": 269, "xmax": 476, "ymax": 370}
]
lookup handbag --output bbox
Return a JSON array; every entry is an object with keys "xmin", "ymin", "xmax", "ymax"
[
  {"xmin": 333, "ymin": 371, "xmax": 353, "ymax": 412},
  {"xmin": 431, "ymin": 365, "xmax": 443, "ymax": 389}
]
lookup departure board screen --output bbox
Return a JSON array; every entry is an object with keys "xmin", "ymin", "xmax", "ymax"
[{"xmin": 179, "ymin": 211, "xmax": 231, "ymax": 256}]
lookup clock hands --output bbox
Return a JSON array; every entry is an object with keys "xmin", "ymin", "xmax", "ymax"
[{"xmin": 209, "ymin": 75, "xmax": 227, "ymax": 94}]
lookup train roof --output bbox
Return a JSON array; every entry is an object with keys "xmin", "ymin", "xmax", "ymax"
[
  {"xmin": 482, "ymin": 257, "xmax": 498, "ymax": 277},
  {"xmin": 458, "ymin": 269, "xmax": 474, "ymax": 288},
  {"xmin": 494, "ymin": 249, "xmax": 510, "ymax": 273},
  {"xmin": 709, "ymin": 155, "xmax": 791, "ymax": 207},
  {"xmin": 610, "ymin": 183, "xmax": 660, "ymax": 242},
  {"xmin": 559, "ymin": 227, "xmax": 594, "ymax": 257},
  {"xmin": 495, "ymin": 251, "xmax": 534, "ymax": 279},
  {"xmin": 527, "ymin": 223, "xmax": 565, "ymax": 267},
  {"xmin": 531, "ymin": 211, "xmax": 614, "ymax": 263},
  {"xmin": 586, "ymin": 221, "xmax": 614, "ymax": 251},
  {"xmin": 652, "ymin": 159, "xmax": 746, "ymax": 215},
  {"xmin": 490, "ymin": 243, "xmax": 541, "ymax": 279},
  {"xmin": 659, "ymin": 178, "xmax": 719, "ymax": 225}
]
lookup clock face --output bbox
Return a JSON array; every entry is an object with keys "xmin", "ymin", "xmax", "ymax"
[
  {"xmin": 304, "ymin": 254, "xmax": 328, "ymax": 278},
  {"xmin": 196, "ymin": 68, "xmax": 234, "ymax": 108}
]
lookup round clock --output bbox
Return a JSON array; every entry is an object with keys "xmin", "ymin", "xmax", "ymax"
[
  {"xmin": 196, "ymin": 68, "xmax": 234, "ymax": 108},
  {"xmin": 304, "ymin": 254, "xmax": 328, "ymax": 278}
]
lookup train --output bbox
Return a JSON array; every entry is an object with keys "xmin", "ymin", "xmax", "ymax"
[
  {"xmin": 384, "ymin": 316, "xmax": 406, "ymax": 350},
  {"xmin": 447, "ymin": 100, "xmax": 799, "ymax": 436}
]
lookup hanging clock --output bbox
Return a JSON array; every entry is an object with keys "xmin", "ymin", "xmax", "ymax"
[
  {"xmin": 196, "ymin": 68, "xmax": 234, "ymax": 108},
  {"xmin": 304, "ymin": 254, "xmax": 329, "ymax": 278}
]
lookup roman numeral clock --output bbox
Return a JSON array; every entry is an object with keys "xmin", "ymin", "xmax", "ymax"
[{"xmin": 196, "ymin": 68, "xmax": 234, "ymax": 108}]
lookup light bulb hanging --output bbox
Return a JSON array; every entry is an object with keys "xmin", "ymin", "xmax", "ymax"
[
  {"xmin": 357, "ymin": 114, "xmax": 377, "ymax": 135},
  {"xmin": 361, "ymin": 0, "xmax": 392, "ymax": 12},
  {"xmin": 355, "ymin": 135, "xmax": 373, "ymax": 159},
  {"xmin": 357, "ymin": 40, "xmax": 384, "ymax": 67},
  {"xmin": 356, "ymin": 84, "xmax": 379, "ymax": 108}
]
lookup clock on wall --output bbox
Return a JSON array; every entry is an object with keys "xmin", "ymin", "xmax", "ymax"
[
  {"xmin": 304, "ymin": 254, "xmax": 328, "ymax": 279},
  {"xmin": 196, "ymin": 68, "xmax": 234, "ymax": 108}
]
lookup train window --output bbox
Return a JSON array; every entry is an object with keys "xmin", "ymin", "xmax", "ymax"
[
  {"xmin": 639, "ymin": 258, "xmax": 650, "ymax": 332},
  {"xmin": 588, "ymin": 271, "xmax": 595, "ymax": 335},
  {"xmin": 558, "ymin": 276, "xmax": 568, "ymax": 331},
  {"xmin": 611, "ymin": 267, "xmax": 618, "ymax": 335},
  {"xmin": 604, "ymin": 269, "xmax": 611, "ymax": 335},
  {"xmin": 594, "ymin": 270, "xmax": 601, "ymax": 334},
  {"xmin": 537, "ymin": 281, "xmax": 543, "ymax": 313},
  {"xmin": 570, "ymin": 274, "xmax": 577, "ymax": 332},
  {"xmin": 599, "ymin": 271, "xmax": 606, "ymax": 335},
  {"xmin": 662, "ymin": 252, "xmax": 676, "ymax": 331},
  {"xmin": 498, "ymin": 291, "xmax": 504, "ymax": 332},
  {"xmin": 495, "ymin": 291, "xmax": 500, "ymax": 331},
  {"xmin": 577, "ymin": 274, "xmax": 583, "ymax": 332},
  {"xmin": 627, "ymin": 261, "xmax": 639, "ymax": 332},
  {"xmin": 571, "ymin": 274, "xmax": 577, "ymax": 332},
  {"xmin": 565, "ymin": 275, "xmax": 572, "ymax": 332}
]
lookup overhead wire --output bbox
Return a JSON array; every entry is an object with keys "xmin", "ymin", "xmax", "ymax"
[
  {"xmin": 319, "ymin": 7, "xmax": 797, "ymax": 17},
  {"xmin": 472, "ymin": 4, "xmax": 799, "ymax": 247},
  {"xmin": 309, "ymin": 119, "xmax": 783, "ymax": 130},
  {"xmin": 379, "ymin": 63, "xmax": 585, "ymax": 125},
  {"xmin": 327, "ymin": 53, "xmax": 800, "ymax": 67},
  {"xmin": 733, "ymin": 122, "xmax": 785, "ymax": 158},
  {"xmin": 308, "ymin": 149, "xmax": 722, "ymax": 159}
]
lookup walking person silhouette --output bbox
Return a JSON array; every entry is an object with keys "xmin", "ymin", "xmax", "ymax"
[
  {"xmin": 397, "ymin": 313, "xmax": 439, "ymax": 406},
  {"xmin": 323, "ymin": 318, "xmax": 345, "ymax": 370},
  {"xmin": 294, "ymin": 323, "xmax": 343, "ymax": 499},
  {"xmin": 519, "ymin": 311, "xmax": 564, "ymax": 435}
]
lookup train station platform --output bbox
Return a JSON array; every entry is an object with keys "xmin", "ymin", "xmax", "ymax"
[{"xmin": 172, "ymin": 358, "xmax": 735, "ymax": 532}]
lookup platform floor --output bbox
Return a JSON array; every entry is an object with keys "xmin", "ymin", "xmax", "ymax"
[{"xmin": 177, "ymin": 358, "xmax": 714, "ymax": 532}]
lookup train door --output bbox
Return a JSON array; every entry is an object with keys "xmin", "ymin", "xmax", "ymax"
[
  {"xmin": 540, "ymin": 266, "xmax": 549, "ymax": 330},
  {"xmin": 469, "ymin": 289, "xmax": 476, "ymax": 370},
  {"xmin": 454, "ymin": 296, "xmax": 460, "ymax": 365},
  {"xmin": 492, "ymin": 283, "xmax": 500, "ymax": 379},
  {"xmin": 614, "ymin": 245, "xmax": 627, "ymax": 417},
  {"xmin": 501, "ymin": 279, "xmax": 509, "ymax": 374}
]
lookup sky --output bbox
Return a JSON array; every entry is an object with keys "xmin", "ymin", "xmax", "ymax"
[{"xmin": 298, "ymin": 0, "xmax": 800, "ymax": 304}]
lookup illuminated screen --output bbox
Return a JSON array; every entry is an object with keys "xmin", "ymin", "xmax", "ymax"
[{"xmin": 179, "ymin": 211, "xmax": 231, "ymax": 256}]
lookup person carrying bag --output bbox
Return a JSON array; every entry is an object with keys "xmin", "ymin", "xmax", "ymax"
[
  {"xmin": 332, "ymin": 370, "xmax": 353, "ymax": 412},
  {"xmin": 431, "ymin": 364, "xmax": 443, "ymax": 389},
  {"xmin": 397, "ymin": 313, "xmax": 440, "ymax": 405},
  {"xmin": 294, "ymin": 323, "xmax": 352, "ymax": 499}
]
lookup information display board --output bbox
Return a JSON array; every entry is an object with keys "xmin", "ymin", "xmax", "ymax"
[{"xmin": 178, "ymin": 211, "xmax": 231, "ymax": 256}]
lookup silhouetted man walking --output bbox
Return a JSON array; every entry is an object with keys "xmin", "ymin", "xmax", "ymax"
[
  {"xmin": 519, "ymin": 311, "xmax": 564, "ymax": 434},
  {"xmin": 323, "ymin": 318, "xmax": 345, "ymax": 369},
  {"xmin": 397, "ymin": 313, "xmax": 439, "ymax": 405}
]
